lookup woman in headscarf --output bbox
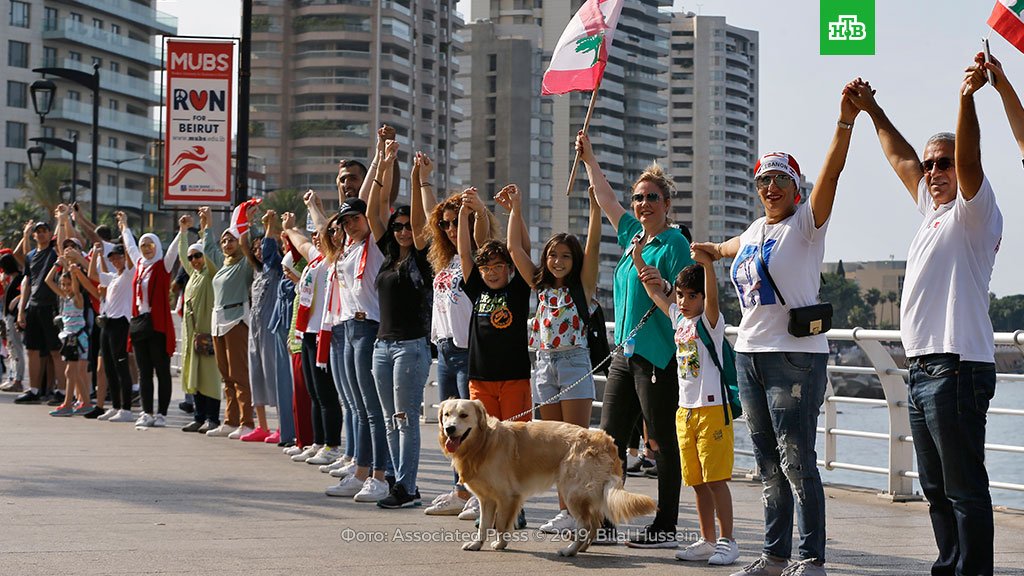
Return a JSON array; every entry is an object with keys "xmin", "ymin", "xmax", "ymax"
[
  {"xmin": 176, "ymin": 214, "xmax": 221, "ymax": 433},
  {"xmin": 116, "ymin": 211, "xmax": 179, "ymax": 428}
]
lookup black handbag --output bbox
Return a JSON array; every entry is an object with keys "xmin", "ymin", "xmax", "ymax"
[
  {"xmin": 129, "ymin": 313, "xmax": 153, "ymax": 341},
  {"xmin": 757, "ymin": 225, "xmax": 833, "ymax": 337}
]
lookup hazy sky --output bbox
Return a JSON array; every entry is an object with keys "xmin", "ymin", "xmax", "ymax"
[{"xmin": 158, "ymin": 0, "xmax": 1024, "ymax": 296}]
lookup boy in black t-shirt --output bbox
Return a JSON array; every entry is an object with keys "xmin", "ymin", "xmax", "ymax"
[{"xmin": 456, "ymin": 190, "xmax": 532, "ymax": 423}]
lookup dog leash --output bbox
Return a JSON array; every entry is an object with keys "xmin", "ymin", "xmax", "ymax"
[{"xmin": 502, "ymin": 304, "xmax": 660, "ymax": 423}]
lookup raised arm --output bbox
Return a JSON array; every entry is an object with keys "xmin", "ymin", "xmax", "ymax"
[
  {"xmin": 983, "ymin": 52, "xmax": 1024, "ymax": 157},
  {"xmin": 44, "ymin": 258, "xmax": 66, "ymax": 299},
  {"xmin": 367, "ymin": 139, "xmax": 398, "ymax": 241},
  {"xmin": 163, "ymin": 231, "xmax": 181, "ymax": 272},
  {"xmin": 457, "ymin": 194, "xmax": 475, "ymax": 280},
  {"xmin": 198, "ymin": 207, "xmax": 223, "ymax": 271},
  {"xmin": 238, "ymin": 204, "xmax": 262, "ymax": 269},
  {"xmin": 581, "ymin": 185, "xmax": 601, "ymax": 301},
  {"xmin": 281, "ymin": 212, "xmax": 314, "ymax": 261},
  {"xmin": 72, "ymin": 203, "xmax": 101, "ymax": 246},
  {"xmin": 692, "ymin": 250, "xmax": 720, "ymax": 329},
  {"xmin": 577, "ymin": 130, "xmax": 626, "ymax": 231},
  {"xmin": 958, "ymin": 57, "xmax": 987, "ymax": 200},
  {"xmin": 692, "ymin": 235, "xmax": 741, "ymax": 263},
  {"xmin": 117, "ymin": 212, "xmax": 143, "ymax": 266},
  {"xmin": 177, "ymin": 215, "xmax": 194, "ymax": 270},
  {"xmin": 17, "ymin": 220, "xmax": 33, "ymax": 263},
  {"xmin": 809, "ymin": 79, "xmax": 862, "ymax": 228},
  {"xmin": 87, "ymin": 242, "xmax": 101, "ymax": 283},
  {"xmin": 632, "ymin": 247, "xmax": 672, "ymax": 319},
  {"xmin": 54, "ymin": 204, "xmax": 72, "ymax": 248},
  {"xmin": 356, "ymin": 126, "xmax": 388, "ymax": 204},
  {"xmin": 410, "ymin": 152, "xmax": 435, "ymax": 251},
  {"xmin": 68, "ymin": 255, "xmax": 100, "ymax": 301},
  {"xmin": 846, "ymin": 79, "xmax": 923, "ymax": 202},
  {"xmin": 499, "ymin": 184, "xmax": 538, "ymax": 287}
]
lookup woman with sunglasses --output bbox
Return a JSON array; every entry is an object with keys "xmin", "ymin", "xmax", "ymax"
[
  {"xmin": 176, "ymin": 214, "xmax": 221, "ymax": 433},
  {"xmin": 576, "ymin": 131, "xmax": 692, "ymax": 548},
  {"xmin": 418, "ymin": 156, "xmax": 501, "ymax": 518},
  {"xmin": 692, "ymin": 81, "xmax": 862, "ymax": 576}
]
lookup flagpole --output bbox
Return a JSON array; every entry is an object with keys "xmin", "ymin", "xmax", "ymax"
[{"xmin": 565, "ymin": 79, "xmax": 602, "ymax": 196}]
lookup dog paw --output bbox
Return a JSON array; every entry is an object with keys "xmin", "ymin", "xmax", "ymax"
[
  {"xmin": 462, "ymin": 540, "xmax": 483, "ymax": 551},
  {"xmin": 491, "ymin": 539, "xmax": 508, "ymax": 551}
]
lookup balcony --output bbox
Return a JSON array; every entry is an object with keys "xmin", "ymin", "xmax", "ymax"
[
  {"xmin": 57, "ymin": 59, "xmax": 160, "ymax": 104},
  {"xmin": 295, "ymin": 49, "xmax": 371, "ymax": 61},
  {"xmin": 293, "ymin": 76, "xmax": 371, "ymax": 87},
  {"xmin": 70, "ymin": 0, "xmax": 177, "ymax": 35},
  {"xmin": 50, "ymin": 98, "xmax": 159, "ymax": 139},
  {"xmin": 46, "ymin": 145, "xmax": 157, "ymax": 177},
  {"xmin": 44, "ymin": 17, "xmax": 160, "ymax": 67}
]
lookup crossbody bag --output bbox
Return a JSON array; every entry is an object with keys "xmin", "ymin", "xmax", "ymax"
[{"xmin": 758, "ymin": 225, "xmax": 832, "ymax": 337}]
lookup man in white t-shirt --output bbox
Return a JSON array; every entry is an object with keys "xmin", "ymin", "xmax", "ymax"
[{"xmin": 847, "ymin": 54, "xmax": 1022, "ymax": 576}]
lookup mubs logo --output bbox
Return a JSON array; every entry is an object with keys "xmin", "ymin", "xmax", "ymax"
[
  {"xmin": 172, "ymin": 89, "xmax": 226, "ymax": 112},
  {"xmin": 821, "ymin": 0, "xmax": 874, "ymax": 55}
]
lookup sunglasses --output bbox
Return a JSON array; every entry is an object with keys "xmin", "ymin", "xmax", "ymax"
[
  {"xmin": 478, "ymin": 263, "xmax": 508, "ymax": 274},
  {"xmin": 438, "ymin": 219, "xmax": 457, "ymax": 230},
  {"xmin": 920, "ymin": 157, "xmax": 953, "ymax": 172},
  {"xmin": 755, "ymin": 174, "xmax": 795, "ymax": 189},
  {"xmin": 327, "ymin": 226, "xmax": 344, "ymax": 236},
  {"xmin": 631, "ymin": 192, "xmax": 662, "ymax": 204},
  {"xmin": 390, "ymin": 222, "xmax": 412, "ymax": 232},
  {"xmin": 187, "ymin": 253, "xmax": 204, "ymax": 261}
]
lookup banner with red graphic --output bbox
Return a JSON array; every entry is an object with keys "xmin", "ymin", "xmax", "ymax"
[{"xmin": 164, "ymin": 39, "xmax": 234, "ymax": 205}]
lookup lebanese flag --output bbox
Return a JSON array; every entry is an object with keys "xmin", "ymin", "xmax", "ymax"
[
  {"xmin": 228, "ymin": 198, "xmax": 262, "ymax": 237},
  {"xmin": 990, "ymin": 1, "xmax": 1024, "ymax": 53},
  {"xmin": 541, "ymin": 0, "xmax": 624, "ymax": 95}
]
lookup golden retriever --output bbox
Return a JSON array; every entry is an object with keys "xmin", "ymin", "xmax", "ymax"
[{"xmin": 438, "ymin": 398, "xmax": 656, "ymax": 556}]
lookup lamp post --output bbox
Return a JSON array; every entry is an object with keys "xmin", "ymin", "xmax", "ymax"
[
  {"xmin": 27, "ymin": 134, "xmax": 79, "ymax": 201},
  {"xmin": 31, "ymin": 63, "xmax": 100, "ymax": 221},
  {"xmin": 101, "ymin": 155, "xmax": 146, "ymax": 209}
]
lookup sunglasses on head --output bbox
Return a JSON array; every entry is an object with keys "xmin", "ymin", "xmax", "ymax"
[
  {"xmin": 631, "ymin": 192, "xmax": 662, "ymax": 204},
  {"xmin": 438, "ymin": 218, "xmax": 457, "ymax": 230},
  {"xmin": 755, "ymin": 174, "xmax": 795, "ymax": 189},
  {"xmin": 920, "ymin": 157, "xmax": 953, "ymax": 172},
  {"xmin": 390, "ymin": 222, "xmax": 412, "ymax": 232},
  {"xmin": 187, "ymin": 253, "xmax": 204, "ymax": 261}
]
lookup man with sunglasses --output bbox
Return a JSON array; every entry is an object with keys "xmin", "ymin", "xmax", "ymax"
[{"xmin": 845, "ymin": 54, "xmax": 1020, "ymax": 576}]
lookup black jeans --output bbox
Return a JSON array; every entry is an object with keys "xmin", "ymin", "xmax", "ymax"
[
  {"xmin": 599, "ymin": 351, "xmax": 681, "ymax": 532},
  {"xmin": 908, "ymin": 353, "xmax": 995, "ymax": 576},
  {"xmin": 193, "ymin": 392, "xmax": 221, "ymax": 425},
  {"xmin": 133, "ymin": 330, "xmax": 172, "ymax": 416},
  {"xmin": 101, "ymin": 318, "xmax": 133, "ymax": 411},
  {"xmin": 301, "ymin": 332, "xmax": 342, "ymax": 447}
]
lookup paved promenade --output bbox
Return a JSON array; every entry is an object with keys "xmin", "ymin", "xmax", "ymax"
[{"xmin": 1, "ymin": 392, "xmax": 1022, "ymax": 576}]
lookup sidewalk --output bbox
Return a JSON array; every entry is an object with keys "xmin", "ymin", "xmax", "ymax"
[{"xmin": 0, "ymin": 393, "xmax": 1021, "ymax": 575}]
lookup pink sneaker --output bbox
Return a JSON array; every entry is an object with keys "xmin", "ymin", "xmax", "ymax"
[
  {"xmin": 264, "ymin": 430, "xmax": 281, "ymax": 444},
  {"xmin": 241, "ymin": 428, "xmax": 272, "ymax": 442}
]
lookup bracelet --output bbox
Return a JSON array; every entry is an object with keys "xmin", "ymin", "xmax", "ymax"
[
  {"xmin": 837, "ymin": 120, "xmax": 853, "ymax": 130},
  {"xmin": 420, "ymin": 183, "xmax": 433, "ymax": 188},
  {"xmin": 373, "ymin": 179, "xmax": 383, "ymax": 187}
]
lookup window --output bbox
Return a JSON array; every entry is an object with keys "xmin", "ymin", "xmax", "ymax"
[
  {"xmin": 488, "ymin": 53, "xmax": 496, "ymax": 72},
  {"xmin": 66, "ymin": 129, "xmax": 79, "ymax": 140},
  {"xmin": 5, "ymin": 163, "xmax": 26, "ymax": 189},
  {"xmin": 6, "ymin": 122, "xmax": 27, "ymax": 149},
  {"xmin": 43, "ymin": 47, "xmax": 57, "ymax": 67},
  {"xmin": 107, "ymin": 174, "xmax": 116, "ymax": 187},
  {"xmin": 92, "ymin": 18, "xmax": 103, "ymax": 29},
  {"xmin": 108, "ymin": 99, "xmax": 119, "ymax": 111},
  {"xmin": 109, "ymin": 61, "xmax": 120, "ymax": 73},
  {"xmin": 92, "ymin": 56, "xmax": 102, "ymax": 68},
  {"xmin": 7, "ymin": 81, "xmax": 28, "ymax": 108},
  {"xmin": 69, "ymin": 51, "xmax": 82, "ymax": 62},
  {"xmin": 42, "ymin": 126, "xmax": 54, "ymax": 139},
  {"xmin": 110, "ymin": 23, "xmax": 120, "ymax": 35},
  {"xmin": 44, "ymin": 7, "xmax": 57, "ymax": 30},
  {"xmin": 70, "ymin": 12, "xmax": 82, "ymax": 23},
  {"xmin": 7, "ymin": 41, "xmax": 29, "ymax": 68},
  {"xmin": 107, "ymin": 137, "xmax": 118, "ymax": 149},
  {"xmin": 68, "ymin": 90, "xmax": 81, "ymax": 101},
  {"xmin": 9, "ymin": 1, "xmax": 30, "ymax": 27}
]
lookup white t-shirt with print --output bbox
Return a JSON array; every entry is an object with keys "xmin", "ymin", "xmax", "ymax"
[
  {"xmin": 431, "ymin": 258, "xmax": 473, "ymax": 348},
  {"xmin": 902, "ymin": 177, "xmax": 1002, "ymax": 363},
  {"xmin": 729, "ymin": 202, "xmax": 829, "ymax": 354},
  {"xmin": 298, "ymin": 246, "xmax": 329, "ymax": 334},
  {"xmin": 337, "ymin": 236, "xmax": 383, "ymax": 323},
  {"xmin": 672, "ymin": 304, "xmax": 725, "ymax": 409}
]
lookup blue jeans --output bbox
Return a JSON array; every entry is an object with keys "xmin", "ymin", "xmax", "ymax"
[
  {"xmin": 271, "ymin": 330, "xmax": 295, "ymax": 442},
  {"xmin": 737, "ymin": 351, "xmax": 828, "ymax": 562},
  {"xmin": 373, "ymin": 337, "xmax": 430, "ymax": 493},
  {"xmin": 908, "ymin": 354, "xmax": 994, "ymax": 576},
  {"xmin": 344, "ymin": 319, "xmax": 392, "ymax": 475},
  {"xmin": 435, "ymin": 338, "xmax": 469, "ymax": 486},
  {"xmin": 330, "ymin": 324, "xmax": 357, "ymax": 459}
]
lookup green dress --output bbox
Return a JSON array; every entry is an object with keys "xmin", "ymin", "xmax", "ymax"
[{"xmin": 179, "ymin": 232, "xmax": 221, "ymax": 398}]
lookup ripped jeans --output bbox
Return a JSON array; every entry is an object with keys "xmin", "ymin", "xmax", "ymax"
[
  {"xmin": 372, "ymin": 336, "xmax": 431, "ymax": 493},
  {"xmin": 737, "ymin": 351, "xmax": 828, "ymax": 563}
]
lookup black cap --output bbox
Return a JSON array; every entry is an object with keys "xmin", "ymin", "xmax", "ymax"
[
  {"xmin": 338, "ymin": 197, "xmax": 367, "ymax": 219},
  {"xmin": 32, "ymin": 222, "xmax": 51, "ymax": 232},
  {"xmin": 108, "ymin": 244, "xmax": 126, "ymax": 256}
]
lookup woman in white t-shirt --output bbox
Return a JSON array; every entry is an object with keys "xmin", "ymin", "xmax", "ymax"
[{"xmin": 692, "ymin": 82, "xmax": 863, "ymax": 574}]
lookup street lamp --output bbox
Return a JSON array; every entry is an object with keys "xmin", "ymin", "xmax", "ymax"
[
  {"xmin": 32, "ymin": 63, "xmax": 100, "ymax": 221},
  {"xmin": 100, "ymin": 155, "xmax": 146, "ymax": 209},
  {"xmin": 28, "ymin": 134, "xmax": 79, "ymax": 201}
]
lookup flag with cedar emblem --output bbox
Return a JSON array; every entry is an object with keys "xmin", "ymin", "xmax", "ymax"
[
  {"xmin": 990, "ymin": 1, "xmax": 1024, "ymax": 53},
  {"xmin": 541, "ymin": 0, "xmax": 625, "ymax": 95}
]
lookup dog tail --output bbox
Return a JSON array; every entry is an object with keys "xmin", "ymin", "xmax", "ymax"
[{"xmin": 604, "ymin": 480, "xmax": 656, "ymax": 525}]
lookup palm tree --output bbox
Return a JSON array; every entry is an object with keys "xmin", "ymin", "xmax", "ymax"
[
  {"xmin": 19, "ymin": 164, "xmax": 70, "ymax": 216},
  {"xmin": 0, "ymin": 199, "xmax": 45, "ymax": 247},
  {"xmin": 865, "ymin": 288, "xmax": 882, "ymax": 328},
  {"xmin": 260, "ymin": 189, "xmax": 307, "ymax": 229},
  {"xmin": 886, "ymin": 291, "xmax": 899, "ymax": 327}
]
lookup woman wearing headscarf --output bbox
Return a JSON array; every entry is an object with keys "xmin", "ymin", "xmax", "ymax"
[
  {"xmin": 176, "ymin": 214, "xmax": 221, "ymax": 433},
  {"xmin": 198, "ymin": 205, "xmax": 256, "ymax": 439},
  {"xmin": 116, "ymin": 211, "xmax": 179, "ymax": 428}
]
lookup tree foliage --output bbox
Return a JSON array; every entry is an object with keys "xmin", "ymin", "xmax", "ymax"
[
  {"xmin": 19, "ymin": 164, "xmax": 70, "ymax": 215},
  {"xmin": 0, "ymin": 200, "xmax": 46, "ymax": 248},
  {"xmin": 990, "ymin": 294, "xmax": 1024, "ymax": 332},
  {"xmin": 260, "ymin": 188, "xmax": 307, "ymax": 231}
]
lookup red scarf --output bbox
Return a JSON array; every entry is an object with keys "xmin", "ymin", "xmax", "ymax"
[{"xmin": 129, "ymin": 260, "xmax": 176, "ymax": 356}]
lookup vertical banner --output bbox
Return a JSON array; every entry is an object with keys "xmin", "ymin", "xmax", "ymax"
[{"xmin": 164, "ymin": 39, "xmax": 234, "ymax": 205}]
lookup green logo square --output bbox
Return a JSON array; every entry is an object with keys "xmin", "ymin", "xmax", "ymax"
[{"xmin": 820, "ymin": 0, "xmax": 875, "ymax": 55}]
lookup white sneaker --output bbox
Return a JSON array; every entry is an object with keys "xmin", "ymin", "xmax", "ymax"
[
  {"xmin": 97, "ymin": 408, "xmax": 118, "ymax": 421},
  {"xmin": 291, "ymin": 444, "xmax": 321, "ymax": 462},
  {"xmin": 151, "ymin": 414, "xmax": 166, "ymax": 428},
  {"xmin": 206, "ymin": 424, "xmax": 239, "ymax": 438},
  {"xmin": 458, "ymin": 495, "xmax": 480, "ymax": 521},
  {"xmin": 134, "ymin": 413, "xmax": 155, "ymax": 428},
  {"xmin": 539, "ymin": 509, "xmax": 577, "ymax": 534},
  {"xmin": 352, "ymin": 477, "xmax": 389, "ymax": 502},
  {"xmin": 423, "ymin": 490, "xmax": 468, "ymax": 516},
  {"xmin": 108, "ymin": 409, "xmax": 135, "ymax": 423},
  {"xmin": 228, "ymin": 425, "xmax": 253, "ymax": 440},
  {"xmin": 319, "ymin": 456, "xmax": 351, "ymax": 473},
  {"xmin": 306, "ymin": 446, "xmax": 343, "ymax": 465},
  {"xmin": 675, "ymin": 538, "xmax": 716, "ymax": 561},
  {"xmin": 325, "ymin": 475, "xmax": 364, "ymax": 497},
  {"xmin": 708, "ymin": 537, "xmax": 740, "ymax": 566},
  {"xmin": 283, "ymin": 445, "xmax": 305, "ymax": 456},
  {"xmin": 329, "ymin": 460, "xmax": 358, "ymax": 479}
]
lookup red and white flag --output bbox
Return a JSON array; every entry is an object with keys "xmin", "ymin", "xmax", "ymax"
[
  {"xmin": 228, "ymin": 198, "xmax": 261, "ymax": 237},
  {"xmin": 990, "ymin": 1, "xmax": 1024, "ymax": 53},
  {"xmin": 541, "ymin": 0, "xmax": 625, "ymax": 95}
]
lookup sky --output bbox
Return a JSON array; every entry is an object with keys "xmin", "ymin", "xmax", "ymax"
[{"xmin": 157, "ymin": 0, "xmax": 1024, "ymax": 296}]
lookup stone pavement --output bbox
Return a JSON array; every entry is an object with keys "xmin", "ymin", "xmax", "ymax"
[{"xmin": 0, "ymin": 393, "xmax": 1022, "ymax": 576}]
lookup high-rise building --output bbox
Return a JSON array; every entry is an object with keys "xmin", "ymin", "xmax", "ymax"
[
  {"xmin": 250, "ymin": 0, "xmax": 463, "ymax": 211},
  {"xmin": 457, "ymin": 0, "xmax": 671, "ymax": 307},
  {"xmin": 1, "ymin": 0, "xmax": 175, "ymax": 216},
  {"xmin": 665, "ymin": 12, "xmax": 758, "ymax": 247}
]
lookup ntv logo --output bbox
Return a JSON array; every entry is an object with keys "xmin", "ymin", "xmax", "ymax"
[
  {"xmin": 827, "ymin": 15, "xmax": 867, "ymax": 41},
  {"xmin": 820, "ymin": 0, "xmax": 874, "ymax": 55}
]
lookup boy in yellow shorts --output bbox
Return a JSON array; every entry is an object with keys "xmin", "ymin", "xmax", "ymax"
[{"xmin": 638, "ymin": 250, "xmax": 739, "ymax": 565}]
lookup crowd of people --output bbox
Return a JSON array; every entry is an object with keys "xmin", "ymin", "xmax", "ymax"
[{"xmin": 1, "ymin": 53, "xmax": 1018, "ymax": 576}]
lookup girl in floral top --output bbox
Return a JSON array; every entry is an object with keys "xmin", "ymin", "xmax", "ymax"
[{"xmin": 499, "ymin": 182, "xmax": 601, "ymax": 534}]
